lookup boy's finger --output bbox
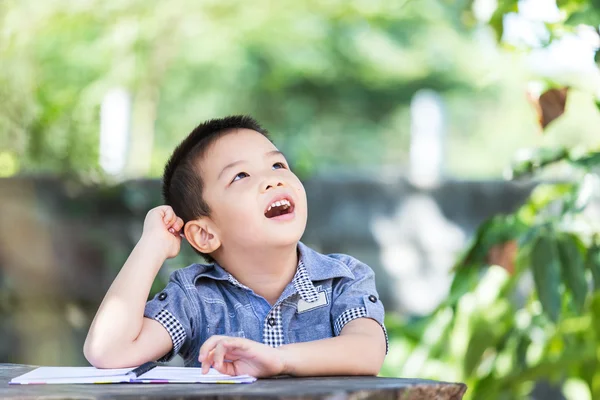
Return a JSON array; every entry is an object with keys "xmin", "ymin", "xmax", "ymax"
[
  {"xmin": 221, "ymin": 337, "xmax": 247, "ymax": 356},
  {"xmin": 199, "ymin": 345, "xmax": 209, "ymax": 362},
  {"xmin": 173, "ymin": 217, "xmax": 184, "ymax": 232},
  {"xmin": 199, "ymin": 335, "xmax": 223, "ymax": 362},
  {"xmin": 202, "ymin": 348, "xmax": 216, "ymax": 374},
  {"xmin": 203, "ymin": 335, "xmax": 226, "ymax": 351},
  {"xmin": 162, "ymin": 208, "xmax": 175, "ymax": 224},
  {"xmin": 220, "ymin": 362, "xmax": 235, "ymax": 377},
  {"xmin": 167, "ymin": 218, "xmax": 184, "ymax": 237},
  {"xmin": 213, "ymin": 342, "xmax": 227, "ymax": 370}
]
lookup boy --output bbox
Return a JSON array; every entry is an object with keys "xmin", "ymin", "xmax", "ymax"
[{"xmin": 84, "ymin": 116, "xmax": 387, "ymax": 377}]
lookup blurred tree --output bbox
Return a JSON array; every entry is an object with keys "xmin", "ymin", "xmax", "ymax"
[{"xmin": 0, "ymin": 0, "xmax": 547, "ymax": 179}]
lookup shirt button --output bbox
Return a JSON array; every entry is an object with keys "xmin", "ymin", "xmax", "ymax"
[
  {"xmin": 158, "ymin": 292, "xmax": 168, "ymax": 301},
  {"xmin": 268, "ymin": 317, "xmax": 276, "ymax": 326},
  {"xmin": 368, "ymin": 295, "xmax": 377, "ymax": 303}
]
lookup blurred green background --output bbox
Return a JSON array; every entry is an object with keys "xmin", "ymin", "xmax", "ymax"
[
  {"xmin": 5, "ymin": 0, "xmax": 599, "ymax": 181},
  {"xmin": 2, "ymin": 0, "xmax": 600, "ymax": 399}
]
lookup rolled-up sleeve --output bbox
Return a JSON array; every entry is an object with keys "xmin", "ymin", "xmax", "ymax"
[
  {"xmin": 331, "ymin": 260, "xmax": 388, "ymax": 353},
  {"xmin": 144, "ymin": 271, "xmax": 195, "ymax": 361}
]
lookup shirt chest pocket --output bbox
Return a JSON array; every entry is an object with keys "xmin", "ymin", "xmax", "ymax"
[{"xmin": 288, "ymin": 302, "xmax": 333, "ymax": 343}]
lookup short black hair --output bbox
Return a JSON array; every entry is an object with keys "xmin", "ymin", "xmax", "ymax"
[{"xmin": 162, "ymin": 115, "xmax": 270, "ymax": 261}]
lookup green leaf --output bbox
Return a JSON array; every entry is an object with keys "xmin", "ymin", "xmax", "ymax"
[
  {"xmin": 489, "ymin": 0, "xmax": 519, "ymax": 41},
  {"xmin": 469, "ymin": 374, "xmax": 501, "ymax": 400},
  {"xmin": 556, "ymin": 0, "xmax": 588, "ymax": 7},
  {"xmin": 511, "ymin": 147, "xmax": 569, "ymax": 179},
  {"xmin": 510, "ymin": 159, "xmax": 534, "ymax": 179},
  {"xmin": 463, "ymin": 318, "xmax": 496, "ymax": 377},
  {"xmin": 579, "ymin": 359, "xmax": 598, "ymax": 399},
  {"xmin": 446, "ymin": 265, "xmax": 480, "ymax": 306},
  {"xmin": 455, "ymin": 215, "xmax": 526, "ymax": 270},
  {"xmin": 562, "ymin": 177, "xmax": 595, "ymax": 215},
  {"xmin": 557, "ymin": 233, "xmax": 588, "ymax": 313},
  {"xmin": 586, "ymin": 243, "xmax": 600, "ymax": 292},
  {"xmin": 564, "ymin": 5, "xmax": 600, "ymax": 27},
  {"xmin": 537, "ymin": 146, "xmax": 570, "ymax": 165},
  {"xmin": 526, "ymin": 183, "xmax": 575, "ymax": 215},
  {"xmin": 455, "ymin": 218, "xmax": 500, "ymax": 268},
  {"xmin": 590, "ymin": 292, "xmax": 600, "ymax": 338},
  {"xmin": 518, "ymin": 225, "xmax": 542, "ymax": 249},
  {"xmin": 516, "ymin": 334, "xmax": 532, "ymax": 369},
  {"xmin": 531, "ymin": 234, "xmax": 562, "ymax": 322},
  {"xmin": 569, "ymin": 151, "xmax": 600, "ymax": 169}
]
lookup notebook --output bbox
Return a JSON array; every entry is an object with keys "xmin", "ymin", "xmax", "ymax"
[{"xmin": 9, "ymin": 363, "xmax": 256, "ymax": 384}]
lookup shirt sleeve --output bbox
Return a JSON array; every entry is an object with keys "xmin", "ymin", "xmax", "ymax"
[
  {"xmin": 144, "ymin": 271, "xmax": 196, "ymax": 362},
  {"xmin": 330, "ymin": 258, "xmax": 388, "ymax": 353}
]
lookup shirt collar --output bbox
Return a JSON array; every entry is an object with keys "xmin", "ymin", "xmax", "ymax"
[
  {"xmin": 192, "ymin": 241, "xmax": 355, "ymax": 302},
  {"xmin": 296, "ymin": 241, "xmax": 355, "ymax": 281},
  {"xmin": 292, "ymin": 259, "xmax": 319, "ymax": 302},
  {"xmin": 191, "ymin": 262, "xmax": 233, "ymax": 284}
]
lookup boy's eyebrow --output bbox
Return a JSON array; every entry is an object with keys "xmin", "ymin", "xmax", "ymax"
[{"xmin": 218, "ymin": 150, "xmax": 284, "ymax": 180}]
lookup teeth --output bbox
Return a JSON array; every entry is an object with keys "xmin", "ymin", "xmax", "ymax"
[{"xmin": 266, "ymin": 199, "xmax": 291, "ymax": 212}]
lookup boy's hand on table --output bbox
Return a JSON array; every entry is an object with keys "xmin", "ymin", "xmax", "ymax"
[
  {"xmin": 141, "ymin": 205, "xmax": 184, "ymax": 259},
  {"xmin": 199, "ymin": 336, "xmax": 285, "ymax": 378}
]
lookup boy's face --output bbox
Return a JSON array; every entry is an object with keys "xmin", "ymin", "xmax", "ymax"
[{"xmin": 199, "ymin": 129, "xmax": 308, "ymax": 253}]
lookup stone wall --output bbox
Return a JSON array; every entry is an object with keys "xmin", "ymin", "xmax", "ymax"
[{"xmin": 0, "ymin": 176, "xmax": 534, "ymax": 365}]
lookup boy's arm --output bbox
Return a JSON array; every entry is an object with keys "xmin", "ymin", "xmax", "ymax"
[
  {"xmin": 198, "ymin": 317, "xmax": 386, "ymax": 377},
  {"xmin": 278, "ymin": 317, "xmax": 386, "ymax": 376},
  {"xmin": 83, "ymin": 206, "xmax": 183, "ymax": 368}
]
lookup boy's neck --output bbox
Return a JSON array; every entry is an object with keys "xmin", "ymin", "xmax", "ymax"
[{"xmin": 214, "ymin": 243, "xmax": 299, "ymax": 305}]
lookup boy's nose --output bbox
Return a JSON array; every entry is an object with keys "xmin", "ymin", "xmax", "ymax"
[{"xmin": 262, "ymin": 179, "xmax": 285, "ymax": 192}]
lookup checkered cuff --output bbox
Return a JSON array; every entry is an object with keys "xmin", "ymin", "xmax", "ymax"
[
  {"xmin": 334, "ymin": 307, "xmax": 389, "ymax": 354},
  {"xmin": 155, "ymin": 309, "xmax": 186, "ymax": 361}
]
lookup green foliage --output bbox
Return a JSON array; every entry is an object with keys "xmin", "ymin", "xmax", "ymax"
[
  {"xmin": 383, "ymin": 145, "xmax": 600, "ymax": 398},
  {"xmin": 1, "ymin": 0, "xmax": 495, "ymax": 179},
  {"xmin": 455, "ymin": 214, "xmax": 527, "ymax": 270},
  {"xmin": 509, "ymin": 146, "xmax": 569, "ymax": 179},
  {"xmin": 381, "ymin": 2, "xmax": 600, "ymax": 398},
  {"xmin": 557, "ymin": 233, "xmax": 588, "ymax": 313},
  {"xmin": 560, "ymin": 0, "xmax": 600, "ymax": 27},
  {"xmin": 587, "ymin": 240, "xmax": 600, "ymax": 291},
  {"xmin": 489, "ymin": 0, "xmax": 519, "ymax": 41},
  {"xmin": 531, "ymin": 233, "xmax": 562, "ymax": 322},
  {"xmin": 6, "ymin": 0, "xmax": 599, "ymax": 180}
]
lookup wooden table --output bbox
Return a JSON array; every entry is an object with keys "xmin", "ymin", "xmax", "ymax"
[{"xmin": 0, "ymin": 364, "xmax": 467, "ymax": 399}]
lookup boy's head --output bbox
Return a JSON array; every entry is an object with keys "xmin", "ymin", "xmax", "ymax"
[{"xmin": 163, "ymin": 115, "xmax": 308, "ymax": 262}]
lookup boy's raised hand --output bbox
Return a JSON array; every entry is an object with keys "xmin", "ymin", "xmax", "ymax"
[
  {"xmin": 199, "ymin": 336, "xmax": 285, "ymax": 378},
  {"xmin": 141, "ymin": 205, "xmax": 184, "ymax": 259}
]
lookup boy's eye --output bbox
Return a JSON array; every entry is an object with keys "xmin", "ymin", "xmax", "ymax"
[
  {"xmin": 272, "ymin": 162, "xmax": 286, "ymax": 170},
  {"xmin": 232, "ymin": 172, "xmax": 249, "ymax": 182}
]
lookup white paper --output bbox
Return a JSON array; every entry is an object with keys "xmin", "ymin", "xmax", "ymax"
[{"xmin": 9, "ymin": 366, "xmax": 256, "ymax": 384}]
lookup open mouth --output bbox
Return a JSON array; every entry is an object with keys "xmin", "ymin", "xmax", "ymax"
[{"xmin": 264, "ymin": 197, "xmax": 295, "ymax": 219}]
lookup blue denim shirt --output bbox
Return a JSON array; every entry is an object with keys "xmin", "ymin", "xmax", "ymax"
[{"xmin": 144, "ymin": 242, "xmax": 387, "ymax": 366}]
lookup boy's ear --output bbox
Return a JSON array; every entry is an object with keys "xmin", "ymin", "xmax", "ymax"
[{"xmin": 184, "ymin": 218, "xmax": 221, "ymax": 255}]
